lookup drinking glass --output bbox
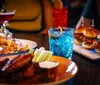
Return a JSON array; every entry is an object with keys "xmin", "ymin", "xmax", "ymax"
[
  {"xmin": 0, "ymin": 11, "xmax": 15, "ymax": 38},
  {"xmin": 53, "ymin": 7, "xmax": 68, "ymax": 27},
  {"xmin": 0, "ymin": 11, "xmax": 15, "ymax": 31},
  {"xmin": 48, "ymin": 27, "xmax": 74, "ymax": 59}
]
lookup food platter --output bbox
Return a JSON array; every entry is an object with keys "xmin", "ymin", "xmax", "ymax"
[
  {"xmin": 73, "ymin": 44, "xmax": 100, "ymax": 60},
  {"xmin": 0, "ymin": 38, "xmax": 78, "ymax": 85},
  {"xmin": 0, "ymin": 39, "xmax": 37, "ymax": 60}
]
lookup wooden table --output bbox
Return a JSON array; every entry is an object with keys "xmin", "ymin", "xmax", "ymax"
[{"xmin": 13, "ymin": 31, "xmax": 100, "ymax": 85}]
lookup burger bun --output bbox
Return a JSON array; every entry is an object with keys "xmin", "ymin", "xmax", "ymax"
[
  {"xmin": 75, "ymin": 26, "xmax": 88, "ymax": 34},
  {"xmin": 74, "ymin": 39, "xmax": 82, "ymax": 45},
  {"xmin": 83, "ymin": 28, "xmax": 100, "ymax": 38}
]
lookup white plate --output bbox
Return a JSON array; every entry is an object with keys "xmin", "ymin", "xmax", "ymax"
[
  {"xmin": 73, "ymin": 44, "xmax": 100, "ymax": 60},
  {"xmin": 17, "ymin": 39, "xmax": 37, "ymax": 50},
  {"xmin": 0, "ymin": 39, "xmax": 37, "ymax": 60}
]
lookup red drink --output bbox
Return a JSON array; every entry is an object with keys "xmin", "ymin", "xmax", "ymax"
[
  {"xmin": 0, "ymin": 12, "xmax": 15, "ymax": 23},
  {"xmin": 53, "ymin": 7, "xmax": 68, "ymax": 27}
]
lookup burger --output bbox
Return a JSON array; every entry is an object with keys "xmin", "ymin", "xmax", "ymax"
[
  {"xmin": 92, "ymin": 34, "xmax": 100, "ymax": 54},
  {"xmin": 82, "ymin": 28, "xmax": 100, "ymax": 50},
  {"xmin": 74, "ymin": 26, "xmax": 88, "ymax": 45}
]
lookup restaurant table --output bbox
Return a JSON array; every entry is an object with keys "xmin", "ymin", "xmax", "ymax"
[{"xmin": 13, "ymin": 31, "xmax": 100, "ymax": 85}]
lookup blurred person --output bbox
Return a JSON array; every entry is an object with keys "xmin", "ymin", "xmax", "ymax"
[
  {"xmin": 41, "ymin": 0, "xmax": 86, "ymax": 34},
  {"xmin": 0, "ymin": 0, "xmax": 53, "ymax": 33},
  {"xmin": 41, "ymin": 0, "xmax": 53, "ymax": 34},
  {"xmin": 41, "ymin": 0, "xmax": 70, "ymax": 34},
  {"xmin": 76, "ymin": 0, "xmax": 100, "ymax": 30}
]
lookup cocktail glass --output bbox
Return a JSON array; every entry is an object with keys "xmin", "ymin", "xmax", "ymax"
[
  {"xmin": 48, "ymin": 27, "xmax": 74, "ymax": 60},
  {"xmin": 53, "ymin": 7, "xmax": 68, "ymax": 27},
  {"xmin": 0, "ymin": 11, "xmax": 15, "ymax": 38},
  {"xmin": 0, "ymin": 11, "xmax": 15, "ymax": 31}
]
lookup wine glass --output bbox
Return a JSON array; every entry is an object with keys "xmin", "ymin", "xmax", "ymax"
[
  {"xmin": 0, "ymin": 10, "xmax": 15, "ymax": 38},
  {"xmin": 0, "ymin": 11, "xmax": 15, "ymax": 29}
]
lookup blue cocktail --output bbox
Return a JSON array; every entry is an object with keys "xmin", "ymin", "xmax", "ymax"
[{"xmin": 48, "ymin": 27, "xmax": 74, "ymax": 59}]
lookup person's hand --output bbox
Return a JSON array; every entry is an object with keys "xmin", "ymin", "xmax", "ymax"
[{"xmin": 75, "ymin": 16, "xmax": 91, "ymax": 29}]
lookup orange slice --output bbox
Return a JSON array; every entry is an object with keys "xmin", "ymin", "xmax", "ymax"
[
  {"xmin": 54, "ymin": 0, "xmax": 63, "ymax": 9},
  {"xmin": 49, "ymin": 26, "xmax": 63, "ymax": 38}
]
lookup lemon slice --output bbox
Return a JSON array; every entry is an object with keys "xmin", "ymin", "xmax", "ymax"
[
  {"xmin": 44, "ymin": 51, "xmax": 53, "ymax": 61},
  {"xmin": 54, "ymin": 0, "xmax": 63, "ymax": 9}
]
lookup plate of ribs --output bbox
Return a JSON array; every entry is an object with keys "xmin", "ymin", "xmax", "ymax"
[{"xmin": 0, "ymin": 53, "xmax": 78, "ymax": 85}]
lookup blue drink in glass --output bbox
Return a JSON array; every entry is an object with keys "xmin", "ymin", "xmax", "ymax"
[{"xmin": 48, "ymin": 27, "xmax": 74, "ymax": 59}]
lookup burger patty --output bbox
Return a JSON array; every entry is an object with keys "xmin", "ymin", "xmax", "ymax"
[
  {"xmin": 83, "ymin": 37, "xmax": 97, "ymax": 45},
  {"xmin": 74, "ymin": 34, "xmax": 84, "ymax": 42},
  {"xmin": 92, "ymin": 40, "xmax": 100, "ymax": 48}
]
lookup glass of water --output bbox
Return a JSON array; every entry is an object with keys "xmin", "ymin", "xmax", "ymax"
[{"xmin": 48, "ymin": 27, "xmax": 74, "ymax": 59}]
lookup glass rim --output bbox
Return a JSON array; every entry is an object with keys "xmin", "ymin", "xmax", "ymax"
[
  {"xmin": 48, "ymin": 27, "xmax": 74, "ymax": 38},
  {"xmin": 48, "ymin": 27, "xmax": 74, "ymax": 31}
]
